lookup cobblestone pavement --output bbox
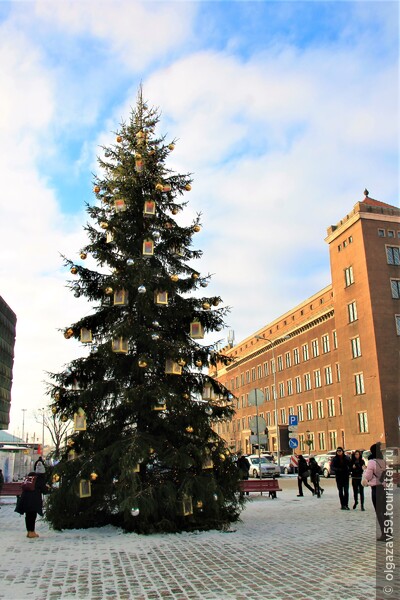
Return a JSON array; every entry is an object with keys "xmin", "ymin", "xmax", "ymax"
[{"xmin": 0, "ymin": 478, "xmax": 399, "ymax": 600}]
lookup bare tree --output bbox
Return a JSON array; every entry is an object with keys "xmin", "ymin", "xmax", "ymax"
[{"xmin": 34, "ymin": 409, "xmax": 71, "ymax": 458}]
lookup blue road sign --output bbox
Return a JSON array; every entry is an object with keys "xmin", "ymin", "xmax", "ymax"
[
  {"xmin": 289, "ymin": 438, "xmax": 299, "ymax": 449},
  {"xmin": 288, "ymin": 415, "xmax": 298, "ymax": 427}
]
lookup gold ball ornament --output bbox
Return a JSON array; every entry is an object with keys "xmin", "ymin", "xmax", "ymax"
[
  {"xmin": 100, "ymin": 221, "xmax": 109, "ymax": 229},
  {"xmin": 52, "ymin": 474, "xmax": 60, "ymax": 483},
  {"xmin": 155, "ymin": 183, "xmax": 164, "ymax": 192},
  {"xmin": 193, "ymin": 225, "xmax": 201, "ymax": 232},
  {"xmin": 116, "ymin": 135, "xmax": 122, "ymax": 143},
  {"xmin": 196, "ymin": 500, "xmax": 203, "ymax": 509},
  {"xmin": 61, "ymin": 415, "xmax": 68, "ymax": 422},
  {"xmin": 182, "ymin": 393, "xmax": 190, "ymax": 399},
  {"xmin": 168, "ymin": 143, "xmax": 175, "ymax": 151},
  {"xmin": 192, "ymin": 273, "xmax": 199, "ymax": 280},
  {"xmin": 219, "ymin": 454, "xmax": 226, "ymax": 461},
  {"xmin": 138, "ymin": 359, "xmax": 148, "ymax": 368},
  {"xmin": 164, "ymin": 222, "xmax": 174, "ymax": 229},
  {"xmin": 136, "ymin": 130, "xmax": 145, "ymax": 140},
  {"xmin": 212, "ymin": 299, "xmax": 220, "ymax": 307},
  {"xmin": 93, "ymin": 185, "xmax": 100, "ymax": 194},
  {"xmin": 90, "ymin": 472, "xmax": 98, "ymax": 481},
  {"xmin": 51, "ymin": 406, "xmax": 57, "ymax": 414},
  {"xmin": 171, "ymin": 208, "xmax": 179, "ymax": 215},
  {"xmin": 177, "ymin": 358, "xmax": 186, "ymax": 366},
  {"xmin": 104, "ymin": 287, "xmax": 113, "ymax": 295},
  {"xmin": 170, "ymin": 274, "xmax": 179, "ymax": 282},
  {"xmin": 80, "ymin": 252, "xmax": 87, "ymax": 260},
  {"xmin": 195, "ymin": 360, "xmax": 203, "ymax": 367},
  {"xmin": 67, "ymin": 439, "xmax": 74, "ymax": 447},
  {"xmin": 64, "ymin": 328, "xmax": 74, "ymax": 339},
  {"xmin": 70, "ymin": 266, "xmax": 78, "ymax": 275},
  {"xmin": 202, "ymin": 302, "xmax": 211, "ymax": 310},
  {"xmin": 186, "ymin": 426, "xmax": 194, "ymax": 433},
  {"xmin": 185, "ymin": 184, "xmax": 192, "ymax": 191}
]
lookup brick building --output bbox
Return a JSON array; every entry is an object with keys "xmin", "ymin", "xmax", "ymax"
[
  {"xmin": 0, "ymin": 296, "xmax": 16, "ymax": 430},
  {"xmin": 212, "ymin": 193, "xmax": 400, "ymax": 455}
]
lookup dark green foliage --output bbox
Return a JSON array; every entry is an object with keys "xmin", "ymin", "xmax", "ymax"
[{"xmin": 45, "ymin": 88, "xmax": 243, "ymax": 534}]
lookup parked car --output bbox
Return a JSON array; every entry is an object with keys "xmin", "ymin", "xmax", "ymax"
[
  {"xmin": 279, "ymin": 455, "xmax": 298, "ymax": 474},
  {"xmin": 246, "ymin": 455, "xmax": 280, "ymax": 478}
]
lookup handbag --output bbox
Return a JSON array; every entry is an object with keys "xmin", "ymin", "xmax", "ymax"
[{"xmin": 303, "ymin": 470, "xmax": 310, "ymax": 478}]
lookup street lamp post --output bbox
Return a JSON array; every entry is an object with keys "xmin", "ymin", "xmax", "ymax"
[
  {"xmin": 255, "ymin": 334, "xmax": 290, "ymax": 469},
  {"xmin": 39, "ymin": 408, "xmax": 45, "ymax": 455},
  {"xmin": 19, "ymin": 408, "xmax": 27, "ymax": 477}
]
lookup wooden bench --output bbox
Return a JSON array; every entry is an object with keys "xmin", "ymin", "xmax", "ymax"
[
  {"xmin": 239, "ymin": 478, "xmax": 282, "ymax": 497},
  {"xmin": 0, "ymin": 482, "xmax": 23, "ymax": 496}
]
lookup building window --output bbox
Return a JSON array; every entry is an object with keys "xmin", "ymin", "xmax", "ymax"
[
  {"xmin": 285, "ymin": 351, "xmax": 291, "ymax": 368},
  {"xmin": 327, "ymin": 398, "xmax": 335, "ymax": 417},
  {"xmin": 311, "ymin": 338, "xmax": 319, "ymax": 358},
  {"xmin": 271, "ymin": 359, "xmax": 275, "ymax": 374},
  {"xmin": 386, "ymin": 246, "xmax": 400, "ymax": 265},
  {"xmin": 306, "ymin": 402, "xmax": 313, "ymax": 420},
  {"xmin": 257, "ymin": 365, "xmax": 262, "ymax": 379},
  {"xmin": 251, "ymin": 368, "xmax": 256, "ymax": 382},
  {"xmin": 344, "ymin": 266, "xmax": 354, "ymax": 287},
  {"xmin": 314, "ymin": 369, "xmax": 321, "ymax": 388},
  {"xmin": 237, "ymin": 419, "xmax": 241, "ymax": 431},
  {"xmin": 348, "ymin": 301, "xmax": 358, "ymax": 323},
  {"xmin": 304, "ymin": 373, "xmax": 312, "ymax": 391},
  {"xmin": 391, "ymin": 279, "xmax": 400, "ymax": 299},
  {"xmin": 299, "ymin": 433, "xmax": 305, "ymax": 451},
  {"xmin": 307, "ymin": 432, "xmax": 315, "ymax": 451},
  {"xmin": 396, "ymin": 315, "xmax": 400, "ymax": 335},
  {"xmin": 351, "ymin": 336, "xmax": 361, "ymax": 358},
  {"xmin": 378, "ymin": 228, "xmax": 385, "ymax": 237},
  {"xmin": 335, "ymin": 363, "xmax": 341, "ymax": 382},
  {"xmin": 265, "ymin": 387, "xmax": 270, "ymax": 401},
  {"xmin": 297, "ymin": 405, "xmax": 304, "ymax": 422},
  {"xmin": 293, "ymin": 348, "xmax": 300, "ymax": 365},
  {"xmin": 322, "ymin": 334, "xmax": 330, "ymax": 353},
  {"xmin": 280, "ymin": 408, "xmax": 287, "ymax": 424},
  {"xmin": 388, "ymin": 230, "xmax": 395, "ymax": 238},
  {"xmin": 316, "ymin": 400, "xmax": 324, "ymax": 419},
  {"xmin": 263, "ymin": 362, "xmax": 269, "ymax": 376},
  {"xmin": 358, "ymin": 411, "xmax": 369, "ymax": 433},
  {"xmin": 333, "ymin": 330, "xmax": 338, "ymax": 349},
  {"xmin": 355, "ymin": 372, "xmax": 365, "ymax": 395},
  {"xmin": 329, "ymin": 430, "xmax": 337, "ymax": 451},
  {"xmin": 324, "ymin": 365, "xmax": 333, "ymax": 385},
  {"xmin": 271, "ymin": 385, "xmax": 276, "ymax": 401},
  {"xmin": 349, "ymin": 236, "xmax": 353, "ymax": 244},
  {"xmin": 235, "ymin": 376, "xmax": 239, "ymax": 388},
  {"xmin": 266, "ymin": 412, "xmax": 271, "ymax": 426},
  {"xmin": 295, "ymin": 376, "xmax": 302, "ymax": 394},
  {"xmin": 277, "ymin": 355, "xmax": 283, "ymax": 372},
  {"xmin": 302, "ymin": 344, "xmax": 309, "ymax": 361},
  {"xmin": 287, "ymin": 379, "xmax": 293, "ymax": 396},
  {"xmin": 288, "ymin": 406, "xmax": 294, "ymax": 416},
  {"xmin": 318, "ymin": 431, "xmax": 326, "ymax": 451},
  {"xmin": 279, "ymin": 382, "xmax": 285, "ymax": 398},
  {"xmin": 241, "ymin": 395, "xmax": 245, "ymax": 408},
  {"xmin": 246, "ymin": 370, "xmax": 250, "ymax": 383},
  {"xmin": 338, "ymin": 396, "xmax": 343, "ymax": 415},
  {"xmin": 240, "ymin": 373, "xmax": 244, "ymax": 386}
]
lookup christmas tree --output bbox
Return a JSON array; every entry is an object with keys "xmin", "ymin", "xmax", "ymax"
[{"xmin": 45, "ymin": 88, "xmax": 243, "ymax": 534}]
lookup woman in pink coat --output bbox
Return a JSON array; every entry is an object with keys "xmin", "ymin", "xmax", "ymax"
[{"xmin": 363, "ymin": 443, "xmax": 386, "ymax": 541}]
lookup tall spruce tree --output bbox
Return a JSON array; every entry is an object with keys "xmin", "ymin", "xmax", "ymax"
[{"xmin": 45, "ymin": 89, "xmax": 243, "ymax": 534}]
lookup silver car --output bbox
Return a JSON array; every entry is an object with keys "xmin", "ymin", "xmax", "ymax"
[{"xmin": 247, "ymin": 455, "xmax": 280, "ymax": 478}]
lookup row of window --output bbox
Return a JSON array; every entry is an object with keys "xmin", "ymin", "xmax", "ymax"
[{"xmin": 379, "ymin": 229, "xmax": 400, "ymax": 239}]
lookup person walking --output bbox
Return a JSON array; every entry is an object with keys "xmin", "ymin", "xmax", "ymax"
[
  {"xmin": 350, "ymin": 450, "xmax": 366, "ymax": 511},
  {"xmin": 297, "ymin": 455, "xmax": 314, "ymax": 497},
  {"xmin": 331, "ymin": 447, "xmax": 351, "ymax": 510},
  {"xmin": 309, "ymin": 457, "xmax": 324, "ymax": 498},
  {"xmin": 0, "ymin": 468, "xmax": 4, "ymax": 508},
  {"xmin": 237, "ymin": 452, "xmax": 251, "ymax": 496},
  {"xmin": 363, "ymin": 443, "xmax": 386, "ymax": 541},
  {"xmin": 15, "ymin": 461, "xmax": 48, "ymax": 538}
]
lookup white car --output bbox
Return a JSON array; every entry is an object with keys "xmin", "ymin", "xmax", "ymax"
[{"xmin": 246, "ymin": 455, "xmax": 280, "ymax": 478}]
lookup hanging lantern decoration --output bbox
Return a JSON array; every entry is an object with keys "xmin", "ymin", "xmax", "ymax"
[
  {"xmin": 64, "ymin": 328, "xmax": 74, "ymax": 339},
  {"xmin": 133, "ymin": 464, "xmax": 140, "ymax": 473},
  {"xmin": 170, "ymin": 274, "xmax": 179, "ymax": 282},
  {"xmin": 136, "ymin": 130, "xmax": 146, "ymax": 144},
  {"xmin": 73, "ymin": 411, "xmax": 87, "ymax": 431},
  {"xmin": 143, "ymin": 200, "xmax": 156, "ymax": 216},
  {"xmin": 80, "ymin": 252, "xmax": 87, "ymax": 260},
  {"xmin": 106, "ymin": 231, "xmax": 114, "ymax": 243},
  {"xmin": 114, "ymin": 198, "xmax": 126, "ymax": 213},
  {"xmin": 70, "ymin": 266, "xmax": 78, "ymax": 275},
  {"xmin": 93, "ymin": 185, "xmax": 100, "ymax": 194},
  {"xmin": 142, "ymin": 239, "xmax": 154, "ymax": 256},
  {"xmin": 154, "ymin": 291, "xmax": 168, "ymax": 305},
  {"xmin": 190, "ymin": 320, "xmax": 204, "ymax": 339},
  {"xmin": 165, "ymin": 359, "xmax": 182, "ymax": 375},
  {"xmin": 202, "ymin": 382, "xmax": 213, "ymax": 400},
  {"xmin": 113, "ymin": 289, "xmax": 128, "ymax": 306},
  {"xmin": 78, "ymin": 480, "xmax": 92, "ymax": 498},
  {"xmin": 162, "ymin": 184, "xmax": 171, "ymax": 193},
  {"xmin": 152, "ymin": 403, "xmax": 166, "ymax": 411},
  {"xmin": 80, "ymin": 328, "xmax": 92, "ymax": 344},
  {"xmin": 202, "ymin": 457, "xmax": 214, "ymax": 470},
  {"xmin": 135, "ymin": 155, "xmax": 144, "ymax": 173},
  {"xmin": 185, "ymin": 184, "xmax": 192, "ymax": 191},
  {"xmin": 112, "ymin": 338, "xmax": 128, "ymax": 354},
  {"xmin": 180, "ymin": 494, "xmax": 193, "ymax": 516}
]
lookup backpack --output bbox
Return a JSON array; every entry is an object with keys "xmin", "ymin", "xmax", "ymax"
[{"xmin": 21, "ymin": 475, "xmax": 37, "ymax": 492}]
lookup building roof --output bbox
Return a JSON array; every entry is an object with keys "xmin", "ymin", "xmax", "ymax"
[
  {"xmin": 362, "ymin": 195, "xmax": 398, "ymax": 209},
  {"xmin": 0, "ymin": 431, "xmax": 24, "ymax": 443}
]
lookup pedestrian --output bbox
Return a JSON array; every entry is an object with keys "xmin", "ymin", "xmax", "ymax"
[
  {"xmin": 297, "ymin": 455, "xmax": 314, "ymax": 497},
  {"xmin": 362, "ymin": 442, "xmax": 386, "ymax": 541},
  {"xmin": 15, "ymin": 461, "xmax": 48, "ymax": 538},
  {"xmin": 34, "ymin": 456, "xmax": 45, "ymax": 470},
  {"xmin": 0, "ymin": 468, "xmax": 4, "ymax": 508},
  {"xmin": 350, "ymin": 450, "xmax": 366, "ymax": 511},
  {"xmin": 331, "ymin": 447, "xmax": 351, "ymax": 510},
  {"xmin": 309, "ymin": 457, "xmax": 324, "ymax": 498},
  {"xmin": 237, "ymin": 452, "xmax": 251, "ymax": 496}
]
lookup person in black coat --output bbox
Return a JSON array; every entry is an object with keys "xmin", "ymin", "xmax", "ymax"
[
  {"xmin": 15, "ymin": 461, "xmax": 48, "ymax": 538},
  {"xmin": 297, "ymin": 455, "xmax": 315, "ymax": 497},
  {"xmin": 350, "ymin": 450, "xmax": 366, "ymax": 510},
  {"xmin": 309, "ymin": 457, "xmax": 324, "ymax": 498},
  {"xmin": 331, "ymin": 447, "xmax": 351, "ymax": 510},
  {"xmin": 237, "ymin": 452, "xmax": 251, "ymax": 496}
]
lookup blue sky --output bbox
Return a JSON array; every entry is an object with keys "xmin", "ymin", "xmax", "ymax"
[{"xmin": 0, "ymin": 0, "xmax": 398, "ymax": 441}]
